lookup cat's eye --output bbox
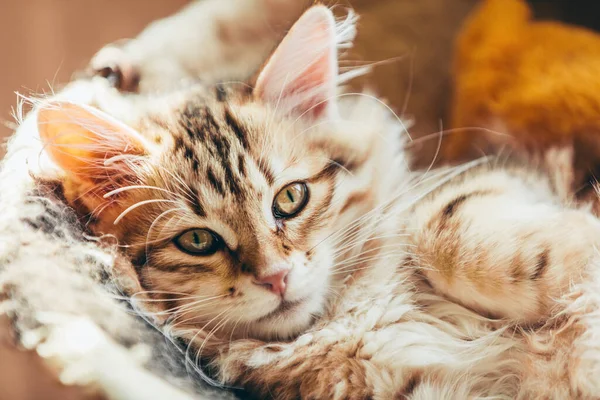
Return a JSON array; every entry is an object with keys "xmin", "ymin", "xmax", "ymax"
[
  {"xmin": 273, "ymin": 182, "xmax": 309, "ymax": 219},
  {"xmin": 175, "ymin": 229, "xmax": 221, "ymax": 255}
]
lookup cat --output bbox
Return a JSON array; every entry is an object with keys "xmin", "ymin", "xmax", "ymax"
[
  {"xmin": 33, "ymin": 5, "xmax": 600, "ymax": 399},
  {"xmin": 86, "ymin": 0, "xmax": 307, "ymax": 93}
]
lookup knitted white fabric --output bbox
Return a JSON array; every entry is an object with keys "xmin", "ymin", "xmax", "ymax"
[{"xmin": 0, "ymin": 80, "xmax": 237, "ymax": 400}]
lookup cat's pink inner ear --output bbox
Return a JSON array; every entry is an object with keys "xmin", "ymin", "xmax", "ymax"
[
  {"xmin": 255, "ymin": 5, "xmax": 338, "ymax": 118},
  {"xmin": 37, "ymin": 101, "xmax": 149, "ymax": 182}
]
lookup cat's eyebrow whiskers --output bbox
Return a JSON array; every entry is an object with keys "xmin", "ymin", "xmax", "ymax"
[
  {"xmin": 285, "ymin": 118, "xmax": 332, "ymax": 146},
  {"xmin": 88, "ymin": 199, "xmax": 115, "ymax": 223},
  {"xmin": 151, "ymin": 163, "xmax": 196, "ymax": 203},
  {"xmin": 305, "ymin": 156, "xmax": 355, "ymax": 177},
  {"xmin": 144, "ymin": 207, "xmax": 187, "ymax": 255},
  {"xmin": 113, "ymin": 198, "xmax": 180, "ymax": 225},
  {"xmin": 146, "ymin": 212, "xmax": 189, "ymax": 249},
  {"xmin": 337, "ymin": 92, "xmax": 412, "ymax": 143},
  {"xmin": 272, "ymin": 155, "xmax": 354, "ymax": 185},
  {"xmin": 281, "ymin": 91, "xmax": 413, "ymax": 145},
  {"xmin": 103, "ymin": 185, "xmax": 177, "ymax": 198},
  {"xmin": 258, "ymin": 85, "xmax": 413, "ymax": 171}
]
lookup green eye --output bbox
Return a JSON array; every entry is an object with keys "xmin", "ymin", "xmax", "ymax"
[
  {"xmin": 273, "ymin": 182, "xmax": 309, "ymax": 219},
  {"xmin": 175, "ymin": 229, "xmax": 221, "ymax": 255}
]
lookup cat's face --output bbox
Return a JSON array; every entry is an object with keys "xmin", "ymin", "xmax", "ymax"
[
  {"xmin": 128, "ymin": 95, "xmax": 358, "ymax": 340},
  {"xmin": 37, "ymin": 6, "xmax": 404, "ymax": 341}
]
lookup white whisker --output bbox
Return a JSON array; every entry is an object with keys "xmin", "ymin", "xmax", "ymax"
[
  {"xmin": 113, "ymin": 198, "xmax": 179, "ymax": 225},
  {"xmin": 103, "ymin": 185, "xmax": 176, "ymax": 198},
  {"xmin": 144, "ymin": 207, "xmax": 186, "ymax": 256}
]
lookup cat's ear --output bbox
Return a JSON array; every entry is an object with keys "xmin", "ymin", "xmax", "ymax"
[
  {"xmin": 37, "ymin": 101, "xmax": 150, "ymax": 191},
  {"xmin": 255, "ymin": 6, "xmax": 352, "ymax": 119}
]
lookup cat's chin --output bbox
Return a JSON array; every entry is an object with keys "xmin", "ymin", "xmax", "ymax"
[{"xmin": 244, "ymin": 293, "xmax": 325, "ymax": 341}]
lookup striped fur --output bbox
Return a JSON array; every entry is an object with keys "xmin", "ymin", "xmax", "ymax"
[{"xmin": 34, "ymin": 5, "xmax": 600, "ymax": 399}]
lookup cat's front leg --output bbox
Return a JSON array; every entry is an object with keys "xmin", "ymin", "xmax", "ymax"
[
  {"xmin": 408, "ymin": 166, "xmax": 600, "ymax": 396},
  {"xmin": 409, "ymin": 166, "xmax": 600, "ymax": 324},
  {"xmin": 32, "ymin": 313, "xmax": 201, "ymax": 400},
  {"xmin": 87, "ymin": 0, "xmax": 305, "ymax": 93},
  {"xmin": 213, "ymin": 334, "xmax": 413, "ymax": 400}
]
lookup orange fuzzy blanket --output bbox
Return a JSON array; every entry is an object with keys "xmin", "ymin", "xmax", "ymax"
[{"xmin": 446, "ymin": 0, "xmax": 600, "ymax": 190}]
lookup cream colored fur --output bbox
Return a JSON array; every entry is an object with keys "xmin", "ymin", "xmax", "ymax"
[
  {"xmin": 209, "ymin": 158, "xmax": 600, "ymax": 398},
  {"xmin": 5, "ymin": 1, "xmax": 600, "ymax": 400},
  {"xmin": 89, "ymin": 0, "xmax": 307, "ymax": 93}
]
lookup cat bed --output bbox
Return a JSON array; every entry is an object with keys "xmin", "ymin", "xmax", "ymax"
[{"xmin": 0, "ymin": 81, "xmax": 237, "ymax": 400}]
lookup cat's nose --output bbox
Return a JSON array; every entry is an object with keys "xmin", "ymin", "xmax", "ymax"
[{"xmin": 254, "ymin": 269, "xmax": 289, "ymax": 296}]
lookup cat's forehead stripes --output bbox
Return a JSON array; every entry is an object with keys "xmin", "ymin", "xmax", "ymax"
[
  {"xmin": 224, "ymin": 108, "xmax": 250, "ymax": 151},
  {"xmin": 166, "ymin": 98, "xmax": 278, "ymax": 215}
]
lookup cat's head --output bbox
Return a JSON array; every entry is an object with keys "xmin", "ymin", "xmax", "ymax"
[{"xmin": 37, "ymin": 6, "xmax": 406, "ymax": 341}]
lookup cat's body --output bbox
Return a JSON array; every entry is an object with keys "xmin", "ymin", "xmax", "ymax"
[
  {"xmin": 213, "ymin": 161, "xmax": 600, "ymax": 399},
  {"xmin": 17, "ymin": 4, "xmax": 600, "ymax": 400}
]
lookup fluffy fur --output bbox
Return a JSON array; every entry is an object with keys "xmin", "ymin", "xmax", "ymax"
[
  {"xmin": 29, "ymin": 5, "xmax": 600, "ymax": 399},
  {"xmin": 6, "ymin": 2, "xmax": 600, "ymax": 400},
  {"xmin": 0, "ymin": 80, "xmax": 238, "ymax": 399},
  {"xmin": 87, "ymin": 0, "xmax": 307, "ymax": 93}
]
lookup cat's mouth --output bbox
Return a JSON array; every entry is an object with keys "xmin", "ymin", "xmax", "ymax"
[{"xmin": 257, "ymin": 299, "xmax": 304, "ymax": 322}]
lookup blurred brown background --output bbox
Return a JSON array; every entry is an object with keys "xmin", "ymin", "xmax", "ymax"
[{"xmin": 0, "ymin": 0, "xmax": 190, "ymax": 155}]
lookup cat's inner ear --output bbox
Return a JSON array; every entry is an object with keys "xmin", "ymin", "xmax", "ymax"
[
  {"xmin": 37, "ymin": 101, "xmax": 150, "ymax": 191},
  {"xmin": 254, "ymin": 5, "xmax": 342, "ymax": 119}
]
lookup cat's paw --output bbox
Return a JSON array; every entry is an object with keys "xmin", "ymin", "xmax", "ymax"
[
  {"xmin": 33, "ymin": 313, "xmax": 150, "ymax": 388},
  {"xmin": 36, "ymin": 315, "xmax": 108, "ymax": 386},
  {"xmin": 88, "ymin": 42, "xmax": 140, "ymax": 93}
]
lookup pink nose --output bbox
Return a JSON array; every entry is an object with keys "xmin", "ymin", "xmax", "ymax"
[{"xmin": 254, "ymin": 270, "xmax": 289, "ymax": 296}]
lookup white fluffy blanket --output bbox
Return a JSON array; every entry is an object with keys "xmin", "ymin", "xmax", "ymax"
[{"xmin": 0, "ymin": 81, "xmax": 238, "ymax": 399}]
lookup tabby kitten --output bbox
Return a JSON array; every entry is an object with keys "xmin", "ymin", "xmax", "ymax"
[{"xmin": 36, "ymin": 6, "xmax": 600, "ymax": 399}]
